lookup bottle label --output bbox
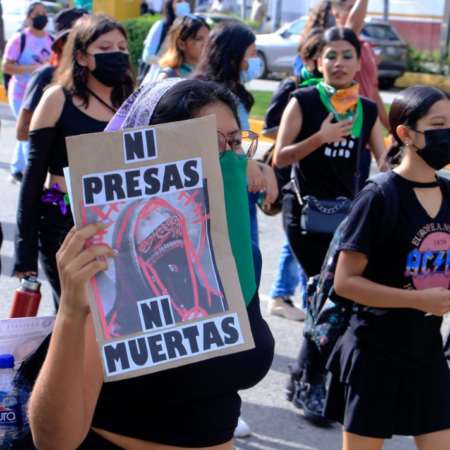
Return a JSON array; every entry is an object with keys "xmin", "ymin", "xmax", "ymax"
[{"xmin": 0, "ymin": 393, "xmax": 23, "ymax": 428}]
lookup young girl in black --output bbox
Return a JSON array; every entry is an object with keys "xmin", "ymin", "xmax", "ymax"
[
  {"xmin": 274, "ymin": 27, "xmax": 386, "ymax": 422},
  {"xmin": 325, "ymin": 86, "xmax": 450, "ymax": 449}
]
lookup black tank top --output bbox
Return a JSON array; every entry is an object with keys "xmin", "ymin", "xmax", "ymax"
[
  {"xmin": 50, "ymin": 89, "xmax": 110, "ymax": 176},
  {"xmin": 290, "ymin": 87, "xmax": 378, "ymax": 200}
]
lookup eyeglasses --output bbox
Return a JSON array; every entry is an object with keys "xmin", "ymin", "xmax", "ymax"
[{"xmin": 217, "ymin": 130, "xmax": 259, "ymax": 160}]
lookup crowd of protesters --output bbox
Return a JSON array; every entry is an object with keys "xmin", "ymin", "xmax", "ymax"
[{"xmin": 2, "ymin": 0, "xmax": 450, "ymax": 449}]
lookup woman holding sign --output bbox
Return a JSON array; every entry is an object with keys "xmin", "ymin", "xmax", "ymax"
[
  {"xmin": 13, "ymin": 13, "xmax": 135, "ymax": 309},
  {"xmin": 29, "ymin": 79, "xmax": 275, "ymax": 449}
]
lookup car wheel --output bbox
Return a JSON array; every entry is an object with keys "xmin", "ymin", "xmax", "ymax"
[
  {"xmin": 257, "ymin": 51, "xmax": 268, "ymax": 79},
  {"xmin": 378, "ymin": 78, "xmax": 395, "ymax": 90}
]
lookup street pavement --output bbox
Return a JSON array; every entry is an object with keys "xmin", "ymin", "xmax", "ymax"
[{"xmin": 0, "ymin": 102, "xmax": 448, "ymax": 450}]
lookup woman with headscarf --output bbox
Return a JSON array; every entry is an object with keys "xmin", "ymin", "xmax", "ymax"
[{"xmin": 28, "ymin": 78, "xmax": 275, "ymax": 450}]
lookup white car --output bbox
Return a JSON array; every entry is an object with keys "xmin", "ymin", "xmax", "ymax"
[{"xmin": 2, "ymin": 0, "xmax": 62, "ymax": 41}]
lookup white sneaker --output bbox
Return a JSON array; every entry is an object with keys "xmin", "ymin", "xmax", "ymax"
[
  {"xmin": 268, "ymin": 297, "xmax": 306, "ymax": 321},
  {"xmin": 234, "ymin": 418, "xmax": 251, "ymax": 438}
]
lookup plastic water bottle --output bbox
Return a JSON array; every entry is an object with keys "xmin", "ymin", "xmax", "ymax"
[{"xmin": 0, "ymin": 354, "xmax": 31, "ymax": 449}]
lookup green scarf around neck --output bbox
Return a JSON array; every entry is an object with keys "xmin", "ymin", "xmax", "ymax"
[
  {"xmin": 219, "ymin": 150, "xmax": 256, "ymax": 307},
  {"xmin": 316, "ymin": 81, "xmax": 363, "ymax": 138}
]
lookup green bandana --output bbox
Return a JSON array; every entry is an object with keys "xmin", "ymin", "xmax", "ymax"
[
  {"xmin": 219, "ymin": 150, "xmax": 256, "ymax": 307},
  {"xmin": 316, "ymin": 81, "xmax": 363, "ymax": 138},
  {"xmin": 179, "ymin": 63, "xmax": 195, "ymax": 77},
  {"xmin": 300, "ymin": 65, "xmax": 315, "ymax": 82}
]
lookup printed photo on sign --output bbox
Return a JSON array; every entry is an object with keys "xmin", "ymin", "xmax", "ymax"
[{"xmin": 80, "ymin": 182, "xmax": 228, "ymax": 339}]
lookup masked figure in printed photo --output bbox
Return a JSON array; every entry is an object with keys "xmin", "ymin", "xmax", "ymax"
[{"xmin": 106, "ymin": 194, "xmax": 228, "ymax": 336}]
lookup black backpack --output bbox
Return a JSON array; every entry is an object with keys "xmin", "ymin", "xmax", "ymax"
[{"xmin": 4, "ymin": 32, "xmax": 26, "ymax": 93}]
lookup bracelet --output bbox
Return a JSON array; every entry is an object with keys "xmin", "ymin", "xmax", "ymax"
[{"xmin": 311, "ymin": 134, "xmax": 320, "ymax": 148}]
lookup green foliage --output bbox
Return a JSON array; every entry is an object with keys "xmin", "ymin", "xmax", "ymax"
[
  {"xmin": 250, "ymin": 90, "xmax": 273, "ymax": 119},
  {"xmin": 244, "ymin": 19, "xmax": 260, "ymax": 31},
  {"xmin": 121, "ymin": 14, "xmax": 162, "ymax": 72},
  {"xmin": 406, "ymin": 41, "xmax": 450, "ymax": 76}
]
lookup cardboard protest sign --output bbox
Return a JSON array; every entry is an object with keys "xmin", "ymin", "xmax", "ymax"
[{"xmin": 65, "ymin": 115, "xmax": 255, "ymax": 382}]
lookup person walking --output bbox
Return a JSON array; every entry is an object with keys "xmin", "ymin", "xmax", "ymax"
[
  {"xmin": 264, "ymin": 28, "xmax": 324, "ymax": 321},
  {"xmin": 194, "ymin": 22, "xmax": 278, "ymax": 248},
  {"xmin": 2, "ymin": 1, "xmax": 53, "ymax": 184},
  {"xmin": 15, "ymin": 7, "xmax": 89, "ymax": 142},
  {"xmin": 250, "ymin": 0, "xmax": 266, "ymax": 31},
  {"xmin": 275, "ymin": 27, "xmax": 386, "ymax": 423},
  {"xmin": 28, "ymin": 78, "xmax": 275, "ymax": 450},
  {"xmin": 325, "ymin": 85, "xmax": 450, "ymax": 450},
  {"xmin": 211, "ymin": 0, "xmax": 230, "ymax": 14},
  {"xmin": 157, "ymin": 14, "xmax": 209, "ymax": 80},
  {"xmin": 13, "ymin": 13, "xmax": 135, "ymax": 309},
  {"xmin": 140, "ymin": 0, "xmax": 191, "ymax": 83}
]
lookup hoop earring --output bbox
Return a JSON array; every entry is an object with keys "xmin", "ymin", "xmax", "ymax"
[{"xmin": 80, "ymin": 68, "xmax": 87, "ymax": 83}]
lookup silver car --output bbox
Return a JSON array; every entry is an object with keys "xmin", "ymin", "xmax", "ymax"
[
  {"xmin": 2, "ymin": 0, "xmax": 62, "ymax": 41},
  {"xmin": 256, "ymin": 17, "xmax": 407, "ymax": 88}
]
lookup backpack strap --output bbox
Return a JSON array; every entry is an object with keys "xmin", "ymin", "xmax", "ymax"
[
  {"xmin": 19, "ymin": 31, "xmax": 26, "ymax": 56},
  {"xmin": 289, "ymin": 76, "xmax": 299, "ymax": 90},
  {"xmin": 365, "ymin": 171, "xmax": 399, "ymax": 242}
]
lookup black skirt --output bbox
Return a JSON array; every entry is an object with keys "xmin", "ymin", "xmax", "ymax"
[{"xmin": 324, "ymin": 329, "xmax": 450, "ymax": 439}]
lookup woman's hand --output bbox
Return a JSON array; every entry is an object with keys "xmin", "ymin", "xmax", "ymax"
[
  {"xmin": 316, "ymin": 113, "xmax": 353, "ymax": 145},
  {"xmin": 56, "ymin": 221, "xmax": 117, "ymax": 315},
  {"xmin": 260, "ymin": 164, "xmax": 279, "ymax": 206},
  {"xmin": 413, "ymin": 288, "xmax": 450, "ymax": 317},
  {"xmin": 14, "ymin": 271, "xmax": 37, "ymax": 279},
  {"xmin": 246, "ymin": 158, "xmax": 266, "ymax": 193}
]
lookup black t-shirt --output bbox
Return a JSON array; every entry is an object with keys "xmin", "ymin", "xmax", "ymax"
[
  {"xmin": 290, "ymin": 87, "xmax": 378, "ymax": 200},
  {"xmin": 22, "ymin": 65, "xmax": 55, "ymax": 111},
  {"xmin": 262, "ymin": 76, "xmax": 300, "ymax": 135},
  {"xmin": 342, "ymin": 171, "xmax": 449, "ymax": 367}
]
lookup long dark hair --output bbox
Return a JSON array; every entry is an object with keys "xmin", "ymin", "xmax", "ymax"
[
  {"xmin": 320, "ymin": 27, "xmax": 361, "ymax": 59},
  {"xmin": 159, "ymin": 0, "xmax": 177, "ymax": 48},
  {"xmin": 385, "ymin": 86, "xmax": 450, "ymax": 165},
  {"xmin": 159, "ymin": 16, "xmax": 210, "ymax": 69},
  {"xmin": 150, "ymin": 79, "xmax": 241, "ymax": 128},
  {"xmin": 52, "ymin": 13, "xmax": 136, "ymax": 109},
  {"xmin": 193, "ymin": 22, "xmax": 255, "ymax": 113},
  {"xmin": 301, "ymin": 1, "xmax": 332, "ymax": 39},
  {"xmin": 298, "ymin": 28, "xmax": 324, "ymax": 60}
]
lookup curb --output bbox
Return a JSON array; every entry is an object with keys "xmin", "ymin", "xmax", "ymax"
[
  {"xmin": 249, "ymin": 118, "xmax": 273, "ymax": 143},
  {"xmin": 395, "ymin": 72, "xmax": 450, "ymax": 91},
  {"xmin": 0, "ymin": 85, "xmax": 7, "ymax": 104}
]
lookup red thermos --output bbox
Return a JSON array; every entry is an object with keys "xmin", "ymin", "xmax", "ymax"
[{"xmin": 9, "ymin": 277, "xmax": 42, "ymax": 318}]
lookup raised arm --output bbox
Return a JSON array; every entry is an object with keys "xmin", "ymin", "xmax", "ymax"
[
  {"xmin": 345, "ymin": 0, "xmax": 369, "ymax": 36},
  {"xmin": 29, "ymin": 222, "xmax": 116, "ymax": 450}
]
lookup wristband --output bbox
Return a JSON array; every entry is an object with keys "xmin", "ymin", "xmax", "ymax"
[{"xmin": 311, "ymin": 134, "xmax": 320, "ymax": 148}]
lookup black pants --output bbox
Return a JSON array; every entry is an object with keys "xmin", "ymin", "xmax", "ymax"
[
  {"xmin": 282, "ymin": 193, "xmax": 332, "ymax": 384},
  {"xmin": 38, "ymin": 201, "xmax": 73, "ymax": 311}
]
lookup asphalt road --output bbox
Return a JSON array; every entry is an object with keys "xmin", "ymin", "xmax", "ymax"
[{"xmin": 0, "ymin": 102, "xmax": 446, "ymax": 450}]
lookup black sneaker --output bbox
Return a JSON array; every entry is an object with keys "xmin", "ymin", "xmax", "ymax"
[
  {"xmin": 285, "ymin": 364, "xmax": 301, "ymax": 402},
  {"xmin": 8, "ymin": 172, "xmax": 23, "ymax": 185},
  {"xmin": 293, "ymin": 381, "xmax": 332, "ymax": 425}
]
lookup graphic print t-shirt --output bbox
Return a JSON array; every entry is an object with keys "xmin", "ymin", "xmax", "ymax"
[
  {"xmin": 341, "ymin": 171, "xmax": 449, "ymax": 367},
  {"xmin": 4, "ymin": 28, "xmax": 53, "ymax": 100}
]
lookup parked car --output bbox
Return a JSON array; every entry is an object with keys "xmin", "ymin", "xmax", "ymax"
[
  {"xmin": 195, "ymin": 4, "xmax": 248, "ymax": 27},
  {"xmin": 256, "ymin": 17, "xmax": 407, "ymax": 89},
  {"xmin": 2, "ymin": 0, "xmax": 62, "ymax": 41}
]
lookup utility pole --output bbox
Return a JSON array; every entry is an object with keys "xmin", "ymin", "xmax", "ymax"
[
  {"xmin": 242, "ymin": 0, "xmax": 247, "ymax": 20},
  {"xmin": 440, "ymin": 0, "xmax": 450, "ymax": 56},
  {"xmin": 383, "ymin": 0, "xmax": 389, "ymax": 21},
  {"xmin": 274, "ymin": 0, "xmax": 282, "ymax": 30}
]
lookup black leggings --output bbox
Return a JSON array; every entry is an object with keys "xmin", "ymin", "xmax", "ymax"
[
  {"xmin": 38, "ymin": 201, "xmax": 73, "ymax": 310},
  {"xmin": 282, "ymin": 193, "xmax": 332, "ymax": 384}
]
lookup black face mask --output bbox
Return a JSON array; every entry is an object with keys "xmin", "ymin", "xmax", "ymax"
[
  {"xmin": 89, "ymin": 52, "xmax": 130, "ymax": 87},
  {"xmin": 412, "ymin": 128, "xmax": 450, "ymax": 171},
  {"xmin": 32, "ymin": 15, "xmax": 48, "ymax": 31}
]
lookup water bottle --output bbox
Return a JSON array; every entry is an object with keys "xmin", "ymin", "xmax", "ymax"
[
  {"xmin": 9, "ymin": 278, "xmax": 42, "ymax": 318},
  {"xmin": 0, "ymin": 354, "xmax": 31, "ymax": 449}
]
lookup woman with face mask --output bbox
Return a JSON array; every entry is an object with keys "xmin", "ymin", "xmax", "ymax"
[
  {"xmin": 2, "ymin": 1, "xmax": 53, "ymax": 184},
  {"xmin": 194, "ymin": 22, "xmax": 278, "ymax": 252},
  {"xmin": 324, "ymin": 86, "xmax": 450, "ymax": 449},
  {"xmin": 28, "ymin": 78, "xmax": 275, "ymax": 450},
  {"xmin": 157, "ymin": 14, "xmax": 210, "ymax": 80},
  {"xmin": 275, "ymin": 27, "xmax": 386, "ymax": 425},
  {"xmin": 139, "ymin": 0, "xmax": 191, "ymax": 83},
  {"xmin": 13, "ymin": 13, "xmax": 135, "ymax": 310}
]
